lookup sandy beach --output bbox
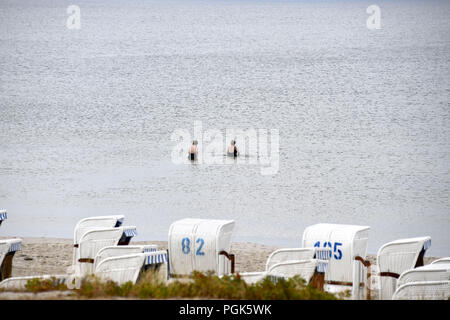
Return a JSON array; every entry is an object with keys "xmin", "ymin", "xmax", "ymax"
[
  {"xmin": 2, "ymin": 237, "xmax": 282, "ymax": 277},
  {"xmin": 0, "ymin": 236, "xmax": 440, "ymax": 300}
]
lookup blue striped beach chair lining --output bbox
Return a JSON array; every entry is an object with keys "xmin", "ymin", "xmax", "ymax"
[
  {"xmin": 145, "ymin": 253, "xmax": 168, "ymax": 265},
  {"xmin": 115, "ymin": 218, "xmax": 124, "ymax": 227},
  {"xmin": 0, "ymin": 211, "xmax": 7, "ymax": 221},
  {"xmin": 315, "ymin": 249, "xmax": 332, "ymax": 260},
  {"xmin": 8, "ymin": 242, "xmax": 22, "ymax": 253},
  {"xmin": 316, "ymin": 261, "xmax": 328, "ymax": 273},
  {"xmin": 123, "ymin": 228, "xmax": 137, "ymax": 237},
  {"xmin": 423, "ymin": 239, "xmax": 432, "ymax": 251}
]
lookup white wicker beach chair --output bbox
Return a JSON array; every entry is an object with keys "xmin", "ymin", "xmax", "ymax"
[
  {"xmin": 71, "ymin": 215, "xmax": 125, "ymax": 266},
  {"xmin": 95, "ymin": 250, "xmax": 168, "ymax": 285},
  {"xmin": 376, "ymin": 236, "xmax": 431, "ymax": 300},
  {"xmin": 0, "ymin": 239, "xmax": 22, "ymax": 282},
  {"xmin": 168, "ymin": 218, "xmax": 235, "ymax": 277},
  {"xmin": 302, "ymin": 223, "xmax": 371, "ymax": 299},
  {"xmin": 70, "ymin": 225, "xmax": 137, "ymax": 277},
  {"xmin": 392, "ymin": 280, "xmax": 450, "ymax": 300}
]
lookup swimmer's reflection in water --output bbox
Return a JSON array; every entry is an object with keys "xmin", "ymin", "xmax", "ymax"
[{"xmin": 188, "ymin": 140, "xmax": 198, "ymax": 161}]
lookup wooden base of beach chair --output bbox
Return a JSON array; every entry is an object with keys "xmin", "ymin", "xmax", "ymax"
[
  {"xmin": 310, "ymin": 272, "xmax": 325, "ymax": 291},
  {"xmin": 0, "ymin": 252, "xmax": 15, "ymax": 281}
]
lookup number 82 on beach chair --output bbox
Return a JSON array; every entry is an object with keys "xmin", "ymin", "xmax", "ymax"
[{"xmin": 168, "ymin": 219, "xmax": 235, "ymax": 278}]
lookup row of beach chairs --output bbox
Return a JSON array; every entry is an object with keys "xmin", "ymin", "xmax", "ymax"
[{"xmin": 0, "ymin": 211, "xmax": 448, "ymax": 299}]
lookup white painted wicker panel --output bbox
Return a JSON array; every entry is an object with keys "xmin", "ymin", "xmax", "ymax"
[
  {"xmin": 71, "ymin": 215, "xmax": 124, "ymax": 265},
  {"xmin": 398, "ymin": 265, "xmax": 450, "ymax": 287},
  {"xmin": 193, "ymin": 221, "xmax": 220, "ymax": 273},
  {"xmin": 268, "ymin": 259, "xmax": 321, "ymax": 283},
  {"xmin": 392, "ymin": 281, "xmax": 450, "ymax": 300},
  {"xmin": 431, "ymin": 257, "xmax": 450, "ymax": 266},
  {"xmin": 77, "ymin": 227, "xmax": 126, "ymax": 276},
  {"xmin": 95, "ymin": 246, "xmax": 147, "ymax": 270},
  {"xmin": 168, "ymin": 219, "xmax": 234, "ymax": 276},
  {"xmin": 95, "ymin": 254, "xmax": 145, "ymax": 285},
  {"xmin": 377, "ymin": 236, "xmax": 431, "ymax": 300},
  {"xmin": 266, "ymin": 248, "xmax": 316, "ymax": 271},
  {"xmin": 168, "ymin": 219, "xmax": 197, "ymax": 275},
  {"xmin": 73, "ymin": 215, "xmax": 124, "ymax": 244}
]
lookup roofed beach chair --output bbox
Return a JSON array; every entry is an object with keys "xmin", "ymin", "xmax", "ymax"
[
  {"xmin": 168, "ymin": 218, "xmax": 235, "ymax": 278},
  {"xmin": 376, "ymin": 236, "xmax": 431, "ymax": 300},
  {"xmin": 95, "ymin": 250, "xmax": 168, "ymax": 285},
  {"xmin": 302, "ymin": 223, "xmax": 371, "ymax": 299},
  {"xmin": 239, "ymin": 247, "xmax": 331, "ymax": 290},
  {"xmin": 68, "ymin": 225, "xmax": 138, "ymax": 280},
  {"xmin": 71, "ymin": 215, "xmax": 125, "ymax": 266},
  {"xmin": 392, "ymin": 280, "xmax": 450, "ymax": 300},
  {"xmin": 0, "ymin": 210, "xmax": 23, "ymax": 282}
]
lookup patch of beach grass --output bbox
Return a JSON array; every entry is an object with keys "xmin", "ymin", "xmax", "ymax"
[
  {"xmin": 25, "ymin": 277, "xmax": 68, "ymax": 293},
  {"xmin": 75, "ymin": 270, "xmax": 338, "ymax": 300}
]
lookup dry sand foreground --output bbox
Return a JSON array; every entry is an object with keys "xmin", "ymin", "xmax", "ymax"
[{"xmin": 0, "ymin": 237, "xmax": 440, "ymax": 299}]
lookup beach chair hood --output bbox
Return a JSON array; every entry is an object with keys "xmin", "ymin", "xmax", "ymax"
[{"xmin": 302, "ymin": 223, "xmax": 370, "ymax": 284}]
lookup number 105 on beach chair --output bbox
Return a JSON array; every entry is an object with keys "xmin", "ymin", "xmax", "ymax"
[{"xmin": 168, "ymin": 219, "xmax": 235, "ymax": 278}]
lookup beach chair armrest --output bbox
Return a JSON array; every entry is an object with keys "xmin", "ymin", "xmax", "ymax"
[{"xmin": 219, "ymin": 250, "xmax": 235, "ymax": 274}]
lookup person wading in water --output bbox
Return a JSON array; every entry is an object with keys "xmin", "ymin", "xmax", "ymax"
[
  {"xmin": 227, "ymin": 139, "xmax": 239, "ymax": 158},
  {"xmin": 188, "ymin": 140, "xmax": 198, "ymax": 161}
]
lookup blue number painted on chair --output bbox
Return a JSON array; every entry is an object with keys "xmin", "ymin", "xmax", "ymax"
[
  {"xmin": 181, "ymin": 237, "xmax": 190, "ymax": 254},
  {"xmin": 313, "ymin": 241, "xmax": 343, "ymax": 260},
  {"xmin": 333, "ymin": 242, "xmax": 343, "ymax": 260},
  {"xmin": 196, "ymin": 238, "xmax": 205, "ymax": 256}
]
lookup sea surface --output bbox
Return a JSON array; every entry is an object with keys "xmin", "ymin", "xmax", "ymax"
[{"xmin": 1, "ymin": 0, "xmax": 449, "ymax": 256}]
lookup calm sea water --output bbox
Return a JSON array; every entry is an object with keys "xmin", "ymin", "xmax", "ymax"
[{"xmin": 1, "ymin": 0, "xmax": 449, "ymax": 256}]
